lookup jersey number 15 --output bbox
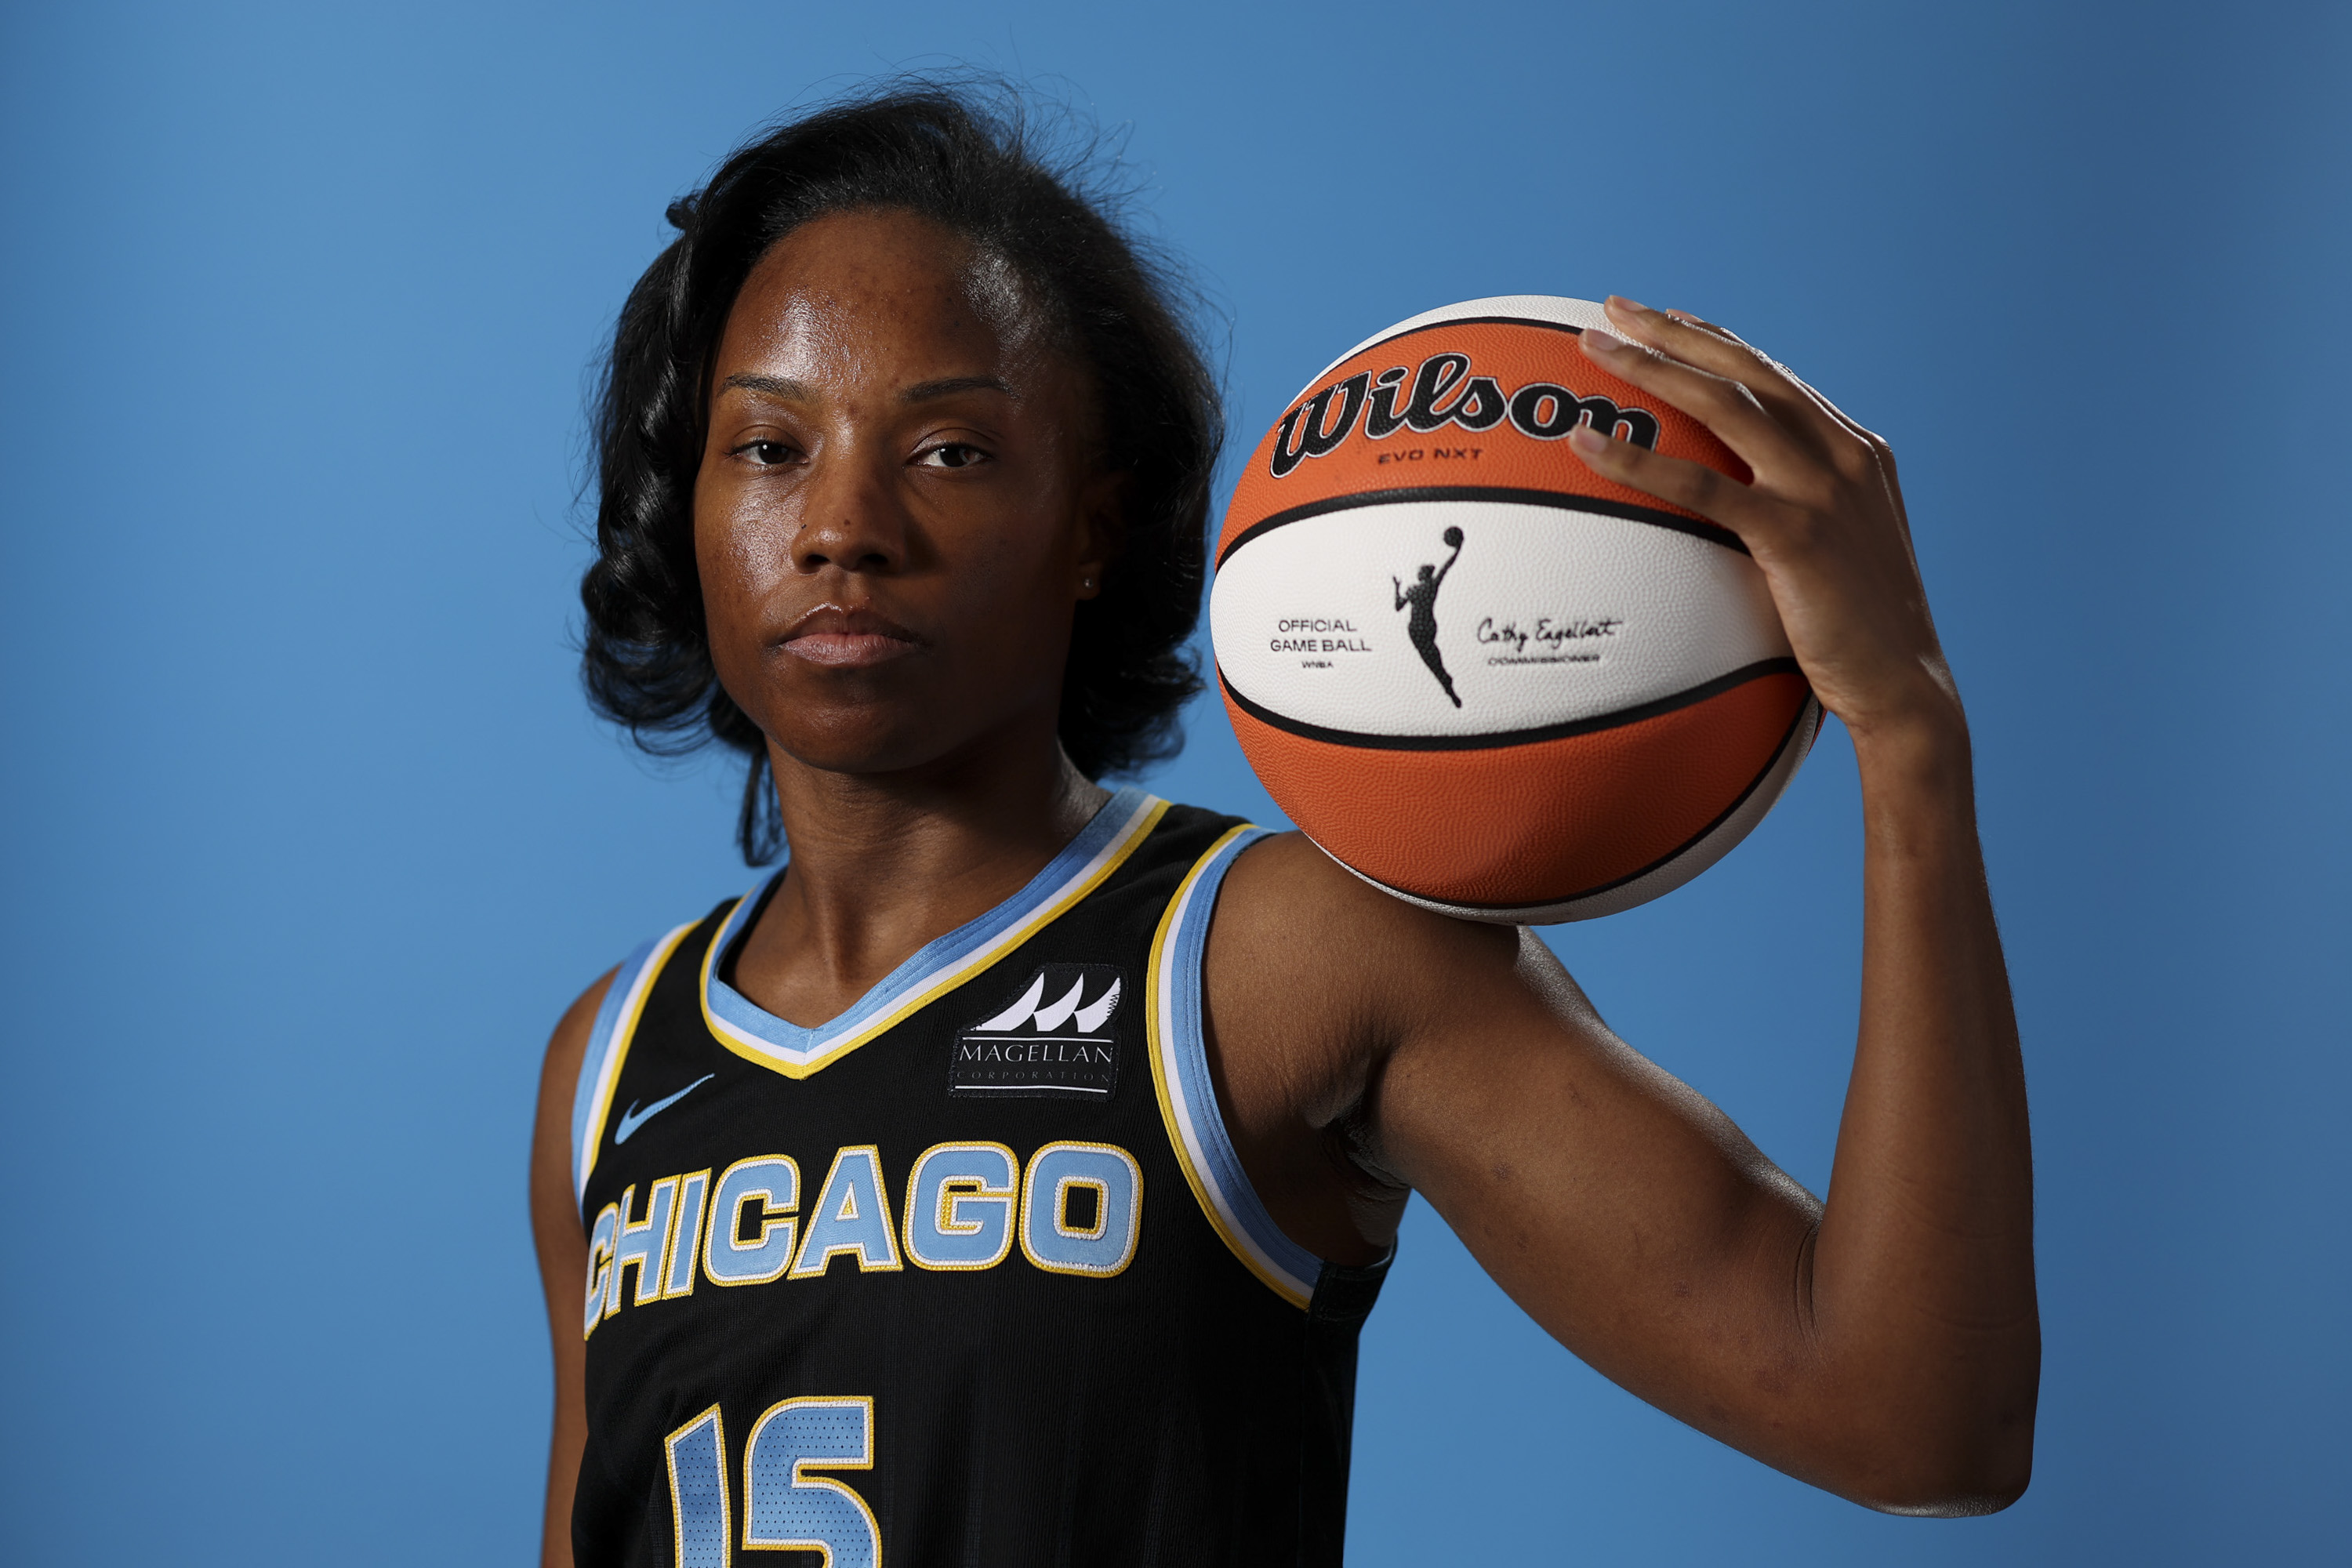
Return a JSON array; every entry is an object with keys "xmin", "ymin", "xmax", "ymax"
[{"xmin": 662, "ymin": 1396, "xmax": 878, "ymax": 1567}]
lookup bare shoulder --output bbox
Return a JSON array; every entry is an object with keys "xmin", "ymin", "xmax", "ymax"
[
  {"xmin": 530, "ymin": 968, "xmax": 621, "ymax": 1240},
  {"xmin": 1203, "ymin": 830, "xmax": 1635, "ymax": 1134},
  {"xmin": 1212, "ymin": 832, "xmax": 1525, "ymax": 1022},
  {"xmin": 538, "ymin": 970, "xmax": 619, "ymax": 1126},
  {"xmin": 1198, "ymin": 830, "xmax": 1631, "ymax": 1258},
  {"xmin": 1203, "ymin": 831, "xmax": 1526, "ymax": 1117}
]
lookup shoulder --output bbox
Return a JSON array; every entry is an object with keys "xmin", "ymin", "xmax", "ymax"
[
  {"xmin": 1202, "ymin": 831, "xmax": 1526, "ymax": 1105},
  {"xmin": 539, "ymin": 967, "xmax": 619, "ymax": 1116},
  {"xmin": 1212, "ymin": 830, "xmax": 1523, "ymax": 1003},
  {"xmin": 533, "ymin": 897, "xmax": 745, "ymax": 1210},
  {"xmin": 546, "ymin": 909, "xmax": 723, "ymax": 1086},
  {"xmin": 529, "ymin": 965, "xmax": 620, "ymax": 1237}
]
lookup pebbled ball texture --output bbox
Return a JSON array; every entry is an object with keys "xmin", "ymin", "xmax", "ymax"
[{"xmin": 1210, "ymin": 296, "xmax": 1816, "ymax": 923}]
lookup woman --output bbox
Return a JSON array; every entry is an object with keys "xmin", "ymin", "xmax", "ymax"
[{"xmin": 529, "ymin": 85, "xmax": 2036, "ymax": 1566}]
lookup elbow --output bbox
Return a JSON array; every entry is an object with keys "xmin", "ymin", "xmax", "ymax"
[
  {"xmin": 1812, "ymin": 1323, "xmax": 2042, "ymax": 1516},
  {"xmin": 1856, "ymin": 1454, "xmax": 2032, "ymax": 1519},
  {"xmin": 1837, "ymin": 1411, "xmax": 2037, "ymax": 1517}
]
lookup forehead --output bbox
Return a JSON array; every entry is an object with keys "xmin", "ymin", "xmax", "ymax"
[{"xmin": 715, "ymin": 208, "xmax": 1047, "ymax": 380}]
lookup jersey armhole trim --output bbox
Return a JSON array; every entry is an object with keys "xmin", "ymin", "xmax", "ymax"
[
  {"xmin": 1145, "ymin": 824, "xmax": 1324, "ymax": 1310},
  {"xmin": 571, "ymin": 919, "xmax": 702, "ymax": 1214}
]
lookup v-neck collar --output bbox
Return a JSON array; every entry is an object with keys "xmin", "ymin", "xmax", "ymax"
[{"xmin": 698, "ymin": 788, "xmax": 1170, "ymax": 1080}]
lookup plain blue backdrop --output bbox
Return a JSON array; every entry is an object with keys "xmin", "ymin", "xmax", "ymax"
[{"xmin": 2, "ymin": 2, "xmax": 2345, "ymax": 1562}]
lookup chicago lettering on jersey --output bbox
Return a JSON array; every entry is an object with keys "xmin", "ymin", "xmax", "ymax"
[
  {"xmin": 583, "ymin": 1139, "xmax": 1144, "ymax": 1337},
  {"xmin": 1269, "ymin": 350, "xmax": 1663, "ymax": 477}
]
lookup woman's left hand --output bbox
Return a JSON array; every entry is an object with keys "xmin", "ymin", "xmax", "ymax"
[{"xmin": 1567, "ymin": 297, "xmax": 1962, "ymax": 749}]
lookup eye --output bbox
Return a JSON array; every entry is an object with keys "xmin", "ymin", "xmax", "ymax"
[
  {"xmin": 916, "ymin": 441, "xmax": 990, "ymax": 470},
  {"xmin": 731, "ymin": 439, "xmax": 798, "ymax": 466}
]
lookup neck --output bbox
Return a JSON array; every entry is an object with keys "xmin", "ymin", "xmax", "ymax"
[{"xmin": 736, "ymin": 720, "xmax": 1113, "ymax": 1027}]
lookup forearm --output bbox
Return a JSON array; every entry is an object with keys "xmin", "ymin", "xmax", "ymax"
[{"xmin": 1808, "ymin": 709, "xmax": 2038, "ymax": 1508}]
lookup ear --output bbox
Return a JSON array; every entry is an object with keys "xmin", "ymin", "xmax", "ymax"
[{"xmin": 1073, "ymin": 469, "xmax": 1130, "ymax": 601}]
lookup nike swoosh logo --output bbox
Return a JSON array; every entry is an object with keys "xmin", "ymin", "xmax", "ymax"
[{"xmin": 613, "ymin": 1073, "xmax": 714, "ymax": 1145}]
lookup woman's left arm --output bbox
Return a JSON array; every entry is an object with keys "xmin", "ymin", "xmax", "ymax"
[
  {"xmin": 1350, "ymin": 300, "xmax": 2036, "ymax": 1512},
  {"xmin": 1567, "ymin": 303, "xmax": 2036, "ymax": 1508}
]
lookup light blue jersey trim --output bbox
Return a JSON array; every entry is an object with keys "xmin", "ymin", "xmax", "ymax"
[
  {"xmin": 1149, "ymin": 826, "xmax": 1325, "ymax": 1306},
  {"xmin": 700, "ymin": 788, "xmax": 1166, "ymax": 1078},
  {"xmin": 571, "ymin": 924, "xmax": 695, "ymax": 1212}
]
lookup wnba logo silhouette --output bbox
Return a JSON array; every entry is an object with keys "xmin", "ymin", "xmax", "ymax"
[{"xmin": 1395, "ymin": 527, "xmax": 1465, "ymax": 707}]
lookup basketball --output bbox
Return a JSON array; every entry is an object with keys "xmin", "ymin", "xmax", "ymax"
[{"xmin": 1210, "ymin": 295, "xmax": 1820, "ymax": 923}]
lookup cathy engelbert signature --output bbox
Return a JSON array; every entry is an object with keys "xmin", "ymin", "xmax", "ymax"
[{"xmin": 1475, "ymin": 613, "xmax": 1622, "ymax": 666}]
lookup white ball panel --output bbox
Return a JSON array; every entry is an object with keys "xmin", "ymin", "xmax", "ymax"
[
  {"xmin": 1333, "ymin": 696, "xmax": 1821, "ymax": 924},
  {"xmin": 1312, "ymin": 295, "xmax": 1613, "ymax": 384},
  {"xmin": 1211, "ymin": 502, "xmax": 1788, "ymax": 739}
]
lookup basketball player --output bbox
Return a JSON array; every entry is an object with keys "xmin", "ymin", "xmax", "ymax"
[
  {"xmin": 1392, "ymin": 526, "xmax": 1465, "ymax": 708},
  {"xmin": 530, "ymin": 86, "xmax": 2036, "ymax": 1566}
]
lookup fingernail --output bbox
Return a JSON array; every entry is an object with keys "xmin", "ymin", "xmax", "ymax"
[
  {"xmin": 1567, "ymin": 426, "xmax": 1608, "ymax": 455},
  {"xmin": 1583, "ymin": 328, "xmax": 1627, "ymax": 354},
  {"xmin": 1607, "ymin": 295, "xmax": 1650, "ymax": 317}
]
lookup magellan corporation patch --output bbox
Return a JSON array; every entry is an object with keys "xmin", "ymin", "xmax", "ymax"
[{"xmin": 949, "ymin": 963, "xmax": 1123, "ymax": 1098}]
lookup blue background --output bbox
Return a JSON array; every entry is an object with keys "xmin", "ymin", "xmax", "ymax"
[{"xmin": 2, "ymin": 2, "xmax": 2344, "ymax": 1561}]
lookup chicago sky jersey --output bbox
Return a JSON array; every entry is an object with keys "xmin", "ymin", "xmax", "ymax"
[{"xmin": 567, "ymin": 791, "xmax": 1390, "ymax": 1566}]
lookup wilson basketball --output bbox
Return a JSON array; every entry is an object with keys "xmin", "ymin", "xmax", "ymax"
[{"xmin": 1209, "ymin": 295, "xmax": 1820, "ymax": 923}]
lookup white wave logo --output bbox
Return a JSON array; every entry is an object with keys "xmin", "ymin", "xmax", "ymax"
[{"xmin": 972, "ymin": 971, "xmax": 1123, "ymax": 1035}]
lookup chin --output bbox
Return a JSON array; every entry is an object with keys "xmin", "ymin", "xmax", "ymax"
[
  {"xmin": 775, "ymin": 724, "xmax": 941, "ymax": 777},
  {"xmin": 767, "ymin": 703, "xmax": 993, "ymax": 779}
]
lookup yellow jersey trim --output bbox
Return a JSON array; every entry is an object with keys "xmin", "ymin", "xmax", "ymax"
[
  {"xmin": 700, "ymin": 794, "xmax": 1173, "ymax": 1081},
  {"xmin": 1145, "ymin": 825, "xmax": 1318, "ymax": 1311},
  {"xmin": 579, "ymin": 919, "xmax": 699, "ymax": 1198}
]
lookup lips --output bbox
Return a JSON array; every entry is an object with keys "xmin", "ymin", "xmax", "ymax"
[{"xmin": 777, "ymin": 604, "xmax": 924, "ymax": 669}]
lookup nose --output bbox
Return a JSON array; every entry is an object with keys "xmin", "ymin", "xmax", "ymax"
[{"xmin": 788, "ymin": 448, "xmax": 909, "ymax": 578}]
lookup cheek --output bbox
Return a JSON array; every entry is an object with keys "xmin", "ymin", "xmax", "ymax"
[
  {"xmin": 960, "ymin": 524, "xmax": 1067, "ymax": 589},
  {"xmin": 935, "ymin": 526, "xmax": 1081, "ymax": 650},
  {"xmin": 695, "ymin": 497, "xmax": 796, "ymax": 612},
  {"xmin": 692, "ymin": 519, "xmax": 801, "ymax": 696}
]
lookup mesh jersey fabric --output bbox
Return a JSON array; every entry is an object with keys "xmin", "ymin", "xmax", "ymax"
[{"xmin": 569, "ymin": 792, "xmax": 1389, "ymax": 1566}]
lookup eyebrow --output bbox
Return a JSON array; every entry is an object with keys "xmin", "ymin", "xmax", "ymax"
[
  {"xmin": 716, "ymin": 372, "xmax": 1014, "ymax": 405},
  {"xmin": 718, "ymin": 373, "xmax": 814, "ymax": 401},
  {"xmin": 901, "ymin": 375, "xmax": 1014, "ymax": 404}
]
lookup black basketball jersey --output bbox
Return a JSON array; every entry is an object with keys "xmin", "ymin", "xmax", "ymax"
[{"xmin": 566, "ymin": 791, "xmax": 1389, "ymax": 1566}]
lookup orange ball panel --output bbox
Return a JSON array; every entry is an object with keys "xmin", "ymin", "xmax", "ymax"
[
  {"xmin": 1221, "ymin": 319, "xmax": 1752, "ymax": 558},
  {"xmin": 1225, "ymin": 670, "xmax": 1811, "ymax": 909}
]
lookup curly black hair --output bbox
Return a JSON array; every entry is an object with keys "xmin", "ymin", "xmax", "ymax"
[{"xmin": 581, "ymin": 80, "xmax": 1222, "ymax": 862}]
